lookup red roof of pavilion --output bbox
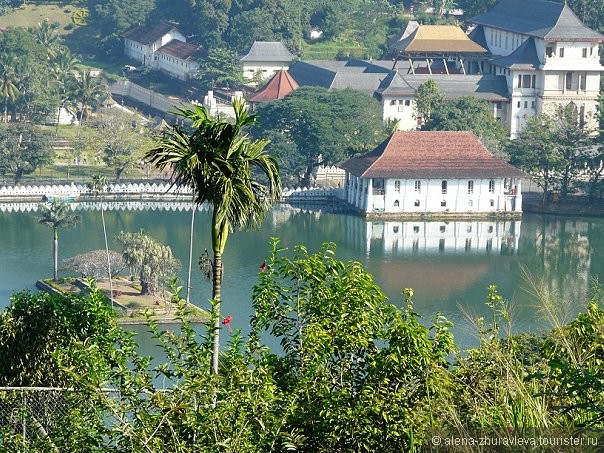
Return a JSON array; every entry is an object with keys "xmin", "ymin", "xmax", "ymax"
[
  {"xmin": 248, "ymin": 69, "xmax": 299, "ymax": 103},
  {"xmin": 341, "ymin": 131, "xmax": 526, "ymax": 179}
]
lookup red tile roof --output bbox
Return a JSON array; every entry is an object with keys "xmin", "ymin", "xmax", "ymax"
[
  {"xmin": 248, "ymin": 69, "xmax": 299, "ymax": 103},
  {"xmin": 157, "ymin": 40, "xmax": 202, "ymax": 61},
  {"xmin": 341, "ymin": 131, "xmax": 526, "ymax": 179}
]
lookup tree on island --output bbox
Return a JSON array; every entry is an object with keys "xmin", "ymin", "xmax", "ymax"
[
  {"xmin": 253, "ymin": 86, "xmax": 385, "ymax": 186},
  {"xmin": 37, "ymin": 200, "xmax": 79, "ymax": 281},
  {"xmin": 145, "ymin": 98, "xmax": 281, "ymax": 374},
  {"xmin": 64, "ymin": 250, "xmax": 125, "ymax": 279},
  {"xmin": 118, "ymin": 230, "xmax": 180, "ymax": 296}
]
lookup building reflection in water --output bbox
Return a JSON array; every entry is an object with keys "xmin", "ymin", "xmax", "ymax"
[{"xmin": 347, "ymin": 219, "xmax": 521, "ymax": 256}]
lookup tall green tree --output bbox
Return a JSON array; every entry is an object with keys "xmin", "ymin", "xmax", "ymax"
[
  {"xmin": 0, "ymin": 123, "xmax": 53, "ymax": 184},
  {"xmin": 51, "ymin": 50, "xmax": 79, "ymax": 135},
  {"xmin": 508, "ymin": 113, "xmax": 559, "ymax": 204},
  {"xmin": 33, "ymin": 19, "xmax": 62, "ymax": 60},
  {"xmin": 74, "ymin": 70, "xmax": 107, "ymax": 132},
  {"xmin": 197, "ymin": 47, "xmax": 243, "ymax": 89},
  {"xmin": 414, "ymin": 79, "xmax": 445, "ymax": 125},
  {"xmin": 423, "ymin": 96, "xmax": 509, "ymax": 144},
  {"xmin": 146, "ymin": 99, "xmax": 281, "ymax": 374},
  {"xmin": 253, "ymin": 86, "xmax": 386, "ymax": 186},
  {"xmin": 37, "ymin": 200, "xmax": 80, "ymax": 281},
  {"xmin": 551, "ymin": 103, "xmax": 593, "ymax": 199},
  {"xmin": 0, "ymin": 55, "xmax": 19, "ymax": 123},
  {"xmin": 87, "ymin": 109, "xmax": 152, "ymax": 181}
]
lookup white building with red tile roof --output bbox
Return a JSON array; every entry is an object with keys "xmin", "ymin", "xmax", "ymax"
[
  {"xmin": 122, "ymin": 23, "xmax": 201, "ymax": 80},
  {"xmin": 341, "ymin": 131, "xmax": 525, "ymax": 216}
]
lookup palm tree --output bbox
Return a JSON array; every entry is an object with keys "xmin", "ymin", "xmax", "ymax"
[
  {"xmin": 0, "ymin": 55, "xmax": 20, "ymax": 123},
  {"xmin": 33, "ymin": 19, "xmax": 62, "ymax": 60},
  {"xmin": 51, "ymin": 50, "xmax": 79, "ymax": 135},
  {"xmin": 146, "ymin": 98, "xmax": 281, "ymax": 374},
  {"xmin": 37, "ymin": 201, "xmax": 79, "ymax": 281},
  {"xmin": 88, "ymin": 174, "xmax": 114, "ymax": 308},
  {"xmin": 74, "ymin": 70, "xmax": 107, "ymax": 134}
]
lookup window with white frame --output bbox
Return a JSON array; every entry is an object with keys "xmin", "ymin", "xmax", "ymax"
[
  {"xmin": 441, "ymin": 180, "xmax": 447, "ymax": 194},
  {"xmin": 441, "ymin": 200, "xmax": 446, "ymax": 207},
  {"xmin": 414, "ymin": 180, "xmax": 421, "ymax": 193},
  {"xmin": 468, "ymin": 181, "xmax": 474, "ymax": 194},
  {"xmin": 489, "ymin": 180, "xmax": 495, "ymax": 193},
  {"xmin": 394, "ymin": 180, "xmax": 401, "ymax": 193}
]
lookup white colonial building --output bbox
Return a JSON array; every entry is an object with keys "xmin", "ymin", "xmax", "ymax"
[
  {"xmin": 341, "ymin": 131, "xmax": 525, "ymax": 216},
  {"xmin": 122, "ymin": 23, "xmax": 201, "ymax": 80},
  {"xmin": 468, "ymin": 0, "xmax": 604, "ymax": 137},
  {"xmin": 239, "ymin": 41, "xmax": 295, "ymax": 81}
]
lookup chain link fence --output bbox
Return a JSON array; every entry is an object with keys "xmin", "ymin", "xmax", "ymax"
[{"xmin": 0, "ymin": 387, "xmax": 110, "ymax": 448}]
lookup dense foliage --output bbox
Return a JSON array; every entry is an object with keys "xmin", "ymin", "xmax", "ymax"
[
  {"xmin": 2, "ymin": 241, "xmax": 604, "ymax": 451},
  {"xmin": 253, "ymin": 86, "xmax": 387, "ymax": 186},
  {"xmin": 508, "ymin": 104, "xmax": 602, "ymax": 201}
]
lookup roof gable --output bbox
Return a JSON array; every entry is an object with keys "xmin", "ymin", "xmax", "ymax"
[
  {"xmin": 490, "ymin": 37, "xmax": 540, "ymax": 70},
  {"xmin": 122, "ymin": 23, "xmax": 178, "ymax": 45},
  {"xmin": 239, "ymin": 41, "xmax": 294, "ymax": 62},
  {"xmin": 248, "ymin": 69, "xmax": 299, "ymax": 103},
  {"xmin": 470, "ymin": 0, "xmax": 604, "ymax": 41},
  {"xmin": 341, "ymin": 131, "xmax": 526, "ymax": 179}
]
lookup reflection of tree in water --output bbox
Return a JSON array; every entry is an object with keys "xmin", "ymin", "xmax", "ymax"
[{"xmin": 522, "ymin": 216, "xmax": 592, "ymax": 305}]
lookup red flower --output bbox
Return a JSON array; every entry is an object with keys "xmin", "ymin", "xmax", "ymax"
[
  {"xmin": 260, "ymin": 261, "xmax": 267, "ymax": 272},
  {"xmin": 222, "ymin": 315, "xmax": 232, "ymax": 326}
]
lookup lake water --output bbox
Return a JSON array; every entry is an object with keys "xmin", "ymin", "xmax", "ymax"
[{"xmin": 1, "ymin": 200, "xmax": 602, "ymax": 350}]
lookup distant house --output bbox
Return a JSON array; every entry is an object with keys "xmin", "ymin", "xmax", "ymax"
[
  {"xmin": 340, "ymin": 131, "xmax": 525, "ymax": 216},
  {"xmin": 248, "ymin": 69, "xmax": 299, "ymax": 104},
  {"xmin": 239, "ymin": 41, "xmax": 295, "ymax": 81},
  {"xmin": 122, "ymin": 23, "xmax": 201, "ymax": 80}
]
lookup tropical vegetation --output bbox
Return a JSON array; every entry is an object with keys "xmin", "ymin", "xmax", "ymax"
[
  {"xmin": 145, "ymin": 99, "xmax": 281, "ymax": 373},
  {"xmin": 0, "ymin": 241, "xmax": 603, "ymax": 451}
]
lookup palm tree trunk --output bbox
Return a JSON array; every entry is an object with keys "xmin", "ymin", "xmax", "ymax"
[
  {"xmin": 211, "ymin": 251, "xmax": 222, "ymax": 375},
  {"xmin": 186, "ymin": 199, "xmax": 196, "ymax": 303},
  {"xmin": 53, "ymin": 228, "xmax": 58, "ymax": 281},
  {"xmin": 101, "ymin": 206, "xmax": 113, "ymax": 309},
  {"xmin": 77, "ymin": 100, "xmax": 86, "ymax": 136}
]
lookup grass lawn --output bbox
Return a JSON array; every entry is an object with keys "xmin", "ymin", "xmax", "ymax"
[{"xmin": 0, "ymin": 3, "xmax": 77, "ymax": 34}]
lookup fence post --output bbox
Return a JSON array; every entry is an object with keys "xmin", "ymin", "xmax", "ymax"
[{"xmin": 22, "ymin": 392, "xmax": 27, "ymax": 448}]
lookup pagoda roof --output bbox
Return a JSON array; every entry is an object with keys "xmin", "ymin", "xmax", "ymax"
[
  {"xmin": 248, "ymin": 69, "xmax": 299, "ymax": 103},
  {"xmin": 390, "ymin": 25, "xmax": 487, "ymax": 54}
]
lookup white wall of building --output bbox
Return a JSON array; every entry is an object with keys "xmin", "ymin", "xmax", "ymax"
[
  {"xmin": 346, "ymin": 174, "xmax": 522, "ymax": 214},
  {"xmin": 156, "ymin": 52, "xmax": 199, "ymax": 80}
]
